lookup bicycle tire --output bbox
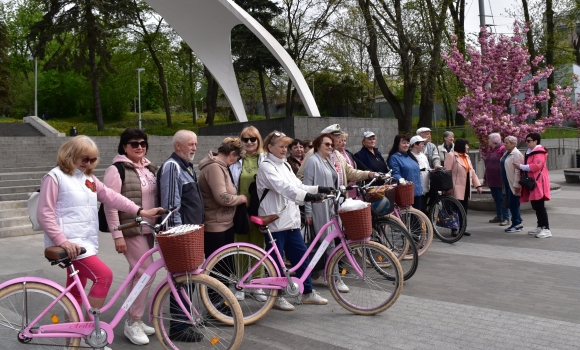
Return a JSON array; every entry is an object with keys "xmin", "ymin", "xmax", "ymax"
[
  {"xmin": 372, "ymin": 216, "xmax": 419, "ymax": 281},
  {"xmin": 398, "ymin": 207, "xmax": 434, "ymax": 257},
  {"xmin": 326, "ymin": 241, "xmax": 403, "ymax": 315},
  {"xmin": 429, "ymin": 195, "xmax": 467, "ymax": 243},
  {"xmin": 152, "ymin": 273, "xmax": 244, "ymax": 350},
  {"xmin": 202, "ymin": 246, "xmax": 278, "ymax": 325},
  {"xmin": 0, "ymin": 281, "xmax": 81, "ymax": 349}
]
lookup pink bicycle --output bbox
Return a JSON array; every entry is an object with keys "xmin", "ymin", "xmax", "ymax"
[
  {"xmin": 201, "ymin": 189, "xmax": 404, "ymax": 325},
  {"xmin": 0, "ymin": 207, "xmax": 244, "ymax": 350}
]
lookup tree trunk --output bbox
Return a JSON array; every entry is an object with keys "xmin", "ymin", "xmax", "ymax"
[
  {"xmin": 522, "ymin": 0, "xmax": 542, "ymax": 119},
  {"xmin": 285, "ymin": 80, "xmax": 293, "ymax": 117},
  {"xmin": 258, "ymin": 70, "xmax": 270, "ymax": 120},
  {"xmin": 545, "ymin": 0, "xmax": 555, "ymax": 111},
  {"xmin": 148, "ymin": 45, "xmax": 172, "ymax": 127},
  {"xmin": 189, "ymin": 48, "xmax": 195, "ymax": 122},
  {"xmin": 204, "ymin": 65, "xmax": 218, "ymax": 126},
  {"xmin": 449, "ymin": 0, "xmax": 466, "ymax": 126},
  {"xmin": 86, "ymin": 4, "xmax": 104, "ymax": 131},
  {"xmin": 358, "ymin": 0, "xmax": 405, "ymax": 125}
]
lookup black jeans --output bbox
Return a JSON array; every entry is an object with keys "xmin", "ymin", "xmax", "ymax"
[{"xmin": 531, "ymin": 199, "xmax": 549, "ymax": 229}]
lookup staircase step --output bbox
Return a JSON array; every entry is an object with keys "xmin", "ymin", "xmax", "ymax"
[
  {"xmin": 0, "ymin": 216, "xmax": 32, "ymax": 228},
  {"xmin": 0, "ymin": 200, "xmax": 28, "ymax": 210},
  {"xmin": 0, "ymin": 179, "xmax": 47, "ymax": 187},
  {"xmin": 0, "ymin": 193, "xmax": 31, "ymax": 201},
  {"xmin": 0, "ymin": 225, "xmax": 40, "ymax": 239},
  {"xmin": 0, "ymin": 169, "xmax": 106, "ymax": 181},
  {"xmin": 0, "ymin": 208, "xmax": 28, "ymax": 219},
  {"xmin": 0, "ymin": 185, "xmax": 40, "ymax": 195}
]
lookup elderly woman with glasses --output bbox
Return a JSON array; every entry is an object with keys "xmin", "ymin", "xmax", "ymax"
[
  {"xmin": 484, "ymin": 133, "xmax": 509, "ymax": 226},
  {"xmin": 256, "ymin": 130, "xmax": 332, "ymax": 311},
  {"xmin": 500, "ymin": 136, "xmax": 524, "ymax": 233},
  {"xmin": 513, "ymin": 133, "xmax": 552, "ymax": 238},
  {"xmin": 37, "ymin": 136, "xmax": 161, "ymax": 350},
  {"xmin": 102, "ymin": 128, "xmax": 160, "ymax": 345}
]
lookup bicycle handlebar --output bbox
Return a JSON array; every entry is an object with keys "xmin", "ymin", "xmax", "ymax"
[{"xmin": 113, "ymin": 206, "xmax": 177, "ymax": 232}]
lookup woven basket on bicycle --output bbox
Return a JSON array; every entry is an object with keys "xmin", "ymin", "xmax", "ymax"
[
  {"xmin": 395, "ymin": 182, "xmax": 414, "ymax": 207},
  {"xmin": 365, "ymin": 185, "xmax": 389, "ymax": 202},
  {"xmin": 156, "ymin": 224, "xmax": 205, "ymax": 273},
  {"xmin": 338, "ymin": 205, "xmax": 372, "ymax": 240}
]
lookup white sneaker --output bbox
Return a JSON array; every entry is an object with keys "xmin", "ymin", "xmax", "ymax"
[
  {"xmin": 272, "ymin": 296, "xmax": 295, "ymax": 311},
  {"xmin": 250, "ymin": 288, "xmax": 268, "ymax": 302},
  {"xmin": 80, "ymin": 339, "xmax": 112, "ymax": 350},
  {"xmin": 528, "ymin": 227, "xmax": 542, "ymax": 235},
  {"xmin": 124, "ymin": 320, "xmax": 149, "ymax": 345},
  {"xmin": 536, "ymin": 228, "xmax": 552, "ymax": 238},
  {"xmin": 135, "ymin": 320, "xmax": 155, "ymax": 336},
  {"xmin": 335, "ymin": 279, "xmax": 349, "ymax": 293},
  {"xmin": 234, "ymin": 290, "xmax": 245, "ymax": 301},
  {"xmin": 301, "ymin": 290, "xmax": 328, "ymax": 305},
  {"xmin": 311, "ymin": 276, "xmax": 327, "ymax": 287}
]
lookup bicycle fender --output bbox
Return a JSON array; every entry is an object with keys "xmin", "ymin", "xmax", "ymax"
[
  {"xmin": 202, "ymin": 242, "xmax": 282, "ymax": 278},
  {"xmin": 0, "ymin": 277, "xmax": 84, "ymax": 321}
]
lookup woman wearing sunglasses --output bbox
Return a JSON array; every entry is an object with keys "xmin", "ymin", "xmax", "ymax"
[
  {"xmin": 37, "ymin": 136, "xmax": 162, "ymax": 350},
  {"xmin": 102, "ymin": 128, "xmax": 160, "ymax": 345}
]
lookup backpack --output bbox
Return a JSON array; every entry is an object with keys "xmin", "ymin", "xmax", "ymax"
[
  {"xmin": 28, "ymin": 173, "xmax": 58, "ymax": 231},
  {"xmin": 98, "ymin": 163, "xmax": 125, "ymax": 232}
]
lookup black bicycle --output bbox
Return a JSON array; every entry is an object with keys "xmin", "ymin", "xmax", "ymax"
[{"xmin": 425, "ymin": 189, "xmax": 467, "ymax": 244}]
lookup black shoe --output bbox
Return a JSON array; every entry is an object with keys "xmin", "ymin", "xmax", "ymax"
[
  {"xmin": 169, "ymin": 327, "xmax": 203, "ymax": 342},
  {"xmin": 463, "ymin": 232, "xmax": 471, "ymax": 236}
]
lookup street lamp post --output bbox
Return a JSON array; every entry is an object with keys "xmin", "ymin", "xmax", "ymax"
[
  {"xmin": 136, "ymin": 68, "xmax": 145, "ymax": 129},
  {"xmin": 28, "ymin": 56, "xmax": 38, "ymax": 117}
]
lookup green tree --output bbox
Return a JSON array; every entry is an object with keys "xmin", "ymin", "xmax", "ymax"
[
  {"xmin": 0, "ymin": 17, "xmax": 11, "ymax": 111},
  {"xmin": 28, "ymin": 0, "xmax": 137, "ymax": 131}
]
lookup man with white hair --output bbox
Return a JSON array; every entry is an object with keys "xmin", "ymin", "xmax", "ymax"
[
  {"xmin": 438, "ymin": 131, "xmax": 455, "ymax": 161},
  {"xmin": 416, "ymin": 127, "xmax": 441, "ymax": 168},
  {"xmin": 484, "ymin": 132, "xmax": 509, "ymax": 225}
]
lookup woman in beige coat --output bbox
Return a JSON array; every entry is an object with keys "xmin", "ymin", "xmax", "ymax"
[
  {"xmin": 500, "ymin": 136, "xmax": 524, "ymax": 232},
  {"xmin": 444, "ymin": 138, "xmax": 482, "ymax": 236}
]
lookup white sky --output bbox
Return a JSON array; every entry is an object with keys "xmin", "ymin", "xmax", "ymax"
[{"xmin": 464, "ymin": 0, "xmax": 519, "ymax": 37}]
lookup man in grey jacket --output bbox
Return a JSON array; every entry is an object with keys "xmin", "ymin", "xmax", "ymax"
[{"xmin": 417, "ymin": 127, "xmax": 441, "ymax": 169}]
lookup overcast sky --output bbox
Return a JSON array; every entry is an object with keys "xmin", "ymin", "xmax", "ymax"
[{"xmin": 464, "ymin": 0, "xmax": 519, "ymax": 37}]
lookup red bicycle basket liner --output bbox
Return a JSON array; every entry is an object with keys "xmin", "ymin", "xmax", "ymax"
[
  {"xmin": 338, "ymin": 205, "xmax": 372, "ymax": 240},
  {"xmin": 157, "ymin": 225, "xmax": 205, "ymax": 273}
]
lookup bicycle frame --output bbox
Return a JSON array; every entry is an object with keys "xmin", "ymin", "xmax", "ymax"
[
  {"xmin": 207, "ymin": 215, "xmax": 369, "ymax": 295},
  {"xmin": 9, "ymin": 243, "xmax": 196, "ymax": 343}
]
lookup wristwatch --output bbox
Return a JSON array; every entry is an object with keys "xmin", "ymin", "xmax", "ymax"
[{"xmin": 137, "ymin": 207, "xmax": 143, "ymax": 216}]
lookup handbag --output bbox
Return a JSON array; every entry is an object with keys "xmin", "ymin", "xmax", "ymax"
[
  {"xmin": 436, "ymin": 207, "xmax": 460, "ymax": 229},
  {"xmin": 233, "ymin": 203, "xmax": 250, "ymax": 235},
  {"xmin": 519, "ymin": 172, "xmax": 541, "ymax": 191}
]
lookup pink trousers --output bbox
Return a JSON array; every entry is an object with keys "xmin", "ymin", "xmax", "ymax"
[
  {"xmin": 66, "ymin": 255, "xmax": 113, "ymax": 307},
  {"xmin": 124, "ymin": 234, "xmax": 156, "ymax": 322}
]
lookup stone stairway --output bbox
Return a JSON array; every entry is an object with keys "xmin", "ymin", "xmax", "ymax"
[{"xmin": 0, "ymin": 134, "xmax": 226, "ymax": 238}]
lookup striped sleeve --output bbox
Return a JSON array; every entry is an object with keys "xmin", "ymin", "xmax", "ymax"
[{"xmin": 160, "ymin": 161, "xmax": 182, "ymax": 227}]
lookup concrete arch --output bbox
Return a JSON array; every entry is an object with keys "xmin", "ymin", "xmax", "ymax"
[{"xmin": 144, "ymin": 0, "xmax": 320, "ymax": 122}]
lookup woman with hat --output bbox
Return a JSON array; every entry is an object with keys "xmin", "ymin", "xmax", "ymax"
[
  {"xmin": 416, "ymin": 127, "xmax": 441, "ymax": 169},
  {"xmin": 354, "ymin": 131, "xmax": 389, "ymax": 184},
  {"xmin": 408, "ymin": 135, "xmax": 431, "ymax": 211}
]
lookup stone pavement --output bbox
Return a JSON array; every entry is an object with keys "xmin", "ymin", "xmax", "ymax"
[{"xmin": 0, "ymin": 170, "xmax": 578, "ymax": 349}]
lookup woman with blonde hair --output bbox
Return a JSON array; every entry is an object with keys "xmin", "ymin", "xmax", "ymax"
[{"xmin": 37, "ymin": 136, "xmax": 162, "ymax": 350}]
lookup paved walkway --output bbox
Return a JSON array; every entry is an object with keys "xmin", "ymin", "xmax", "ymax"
[{"xmin": 1, "ymin": 170, "xmax": 578, "ymax": 349}]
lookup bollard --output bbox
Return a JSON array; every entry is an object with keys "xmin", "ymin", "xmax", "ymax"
[
  {"xmin": 576, "ymin": 149, "xmax": 580, "ymax": 168},
  {"xmin": 69, "ymin": 126, "xmax": 78, "ymax": 137}
]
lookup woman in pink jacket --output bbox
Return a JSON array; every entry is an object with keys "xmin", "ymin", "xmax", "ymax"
[{"xmin": 514, "ymin": 133, "xmax": 551, "ymax": 238}]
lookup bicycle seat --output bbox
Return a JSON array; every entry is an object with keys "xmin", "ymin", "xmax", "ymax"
[
  {"xmin": 44, "ymin": 246, "xmax": 87, "ymax": 262},
  {"xmin": 250, "ymin": 214, "xmax": 279, "ymax": 226}
]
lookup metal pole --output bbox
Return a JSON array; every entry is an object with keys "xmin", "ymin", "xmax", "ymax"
[
  {"xmin": 136, "ymin": 68, "xmax": 145, "ymax": 129},
  {"xmin": 478, "ymin": 0, "xmax": 486, "ymax": 30},
  {"xmin": 34, "ymin": 58, "xmax": 38, "ymax": 117}
]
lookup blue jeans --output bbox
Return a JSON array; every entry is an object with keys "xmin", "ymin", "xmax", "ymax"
[
  {"xmin": 265, "ymin": 228, "xmax": 313, "ymax": 295},
  {"xmin": 489, "ymin": 187, "xmax": 509, "ymax": 221},
  {"xmin": 505, "ymin": 188, "xmax": 522, "ymax": 226}
]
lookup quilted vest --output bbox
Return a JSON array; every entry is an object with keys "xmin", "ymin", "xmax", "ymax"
[
  {"xmin": 118, "ymin": 162, "xmax": 158, "ymax": 237},
  {"xmin": 44, "ymin": 167, "xmax": 98, "ymax": 260}
]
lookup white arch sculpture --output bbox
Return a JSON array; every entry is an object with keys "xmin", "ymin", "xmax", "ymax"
[{"xmin": 145, "ymin": 0, "xmax": 320, "ymax": 122}]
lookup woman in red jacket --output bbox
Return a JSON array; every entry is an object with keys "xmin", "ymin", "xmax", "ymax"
[{"xmin": 513, "ymin": 133, "xmax": 551, "ymax": 238}]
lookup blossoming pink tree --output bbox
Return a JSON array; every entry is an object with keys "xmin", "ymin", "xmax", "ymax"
[
  {"xmin": 443, "ymin": 23, "xmax": 564, "ymax": 153},
  {"xmin": 551, "ymin": 81, "xmax": 580, "ymax": 130}
]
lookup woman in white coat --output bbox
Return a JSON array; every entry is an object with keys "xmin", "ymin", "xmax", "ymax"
[{"xmin": 500, "ymin": 136, "xmax": 524, "ymax": 232}]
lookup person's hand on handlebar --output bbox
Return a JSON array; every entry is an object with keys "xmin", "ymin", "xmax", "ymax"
[
  {"xmin": 139, "ymin": 207, "xmax": 165, "ymax": 218},
  {"xmin": 317, "ymin": 186, "xmax": 335, "ymax": 194},
  {"xmin": 305, "ymin": 193, "xmax": 325, "ymax": 202}
]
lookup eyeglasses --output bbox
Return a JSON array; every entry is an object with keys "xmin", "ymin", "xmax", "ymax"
[
  {"xmin": 307, "ymin": 144, "xmax": 313, "ymax": 148},
  {"xmin": 81, "ymin": 157, "xmax": 98, "ymax": 164},
  {"xmin": 323, "ymin": 142, "xmax": 334, "ymax": 147},
  {"xmin": 127, "ymin": 141, "xmax": 147, "ymax": 149},
  {"xmin": 242, "ymin": 137, "xmax": 258, "ymax": 143},
  {"xmin": 525, "ymin": 139, "xmax": 534, "ymax": 143},
  {"xmin": 274, "ymin": 132, "xmax": 286, "ymax": 137}
]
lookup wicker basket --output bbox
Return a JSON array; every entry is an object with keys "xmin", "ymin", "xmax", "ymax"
[
  {"xmin": 157, "ymin": 224, "xmax": 205, "ymax": 273},
  {"xmin": 395, "ymin": 183, "xmax": 415, "ymax": 207},
  {"xmin": 366, "ymin": 185, "xmax": 389, "ymax": 202},
  {"xmin": 338, "ymin": 205, "xmax": 372, "ymax": 240}
]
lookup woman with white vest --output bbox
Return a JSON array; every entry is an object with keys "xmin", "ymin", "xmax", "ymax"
[{"xmin": 37, "ymin": 136, "xmax": 161, "ymax": 350}]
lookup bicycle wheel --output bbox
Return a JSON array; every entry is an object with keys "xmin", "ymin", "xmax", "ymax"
[
  {"xmin": 372, "ymin": 217, "xmax": 419, "ymax": 281},
  {"xmin": 152, "ymin": 273, "xmax": 244, "ymax": 350},
  {"xmin": 429, "ymin": 195, "xmax": 467, "ymax": 243},
  {"xmin": 326, "ymin": 241, "xmax": 403, "ymax": 315},
  {"xmin": 0, "ymin": 281, "xmax": 81, "ymax": 349},
  {"xmin": 398, "ymin": 207, "xmax": 434, "ymax": 257},
  {"xmin": 202, "ymin": 246, "xmax": 278, "ymax": 325}
]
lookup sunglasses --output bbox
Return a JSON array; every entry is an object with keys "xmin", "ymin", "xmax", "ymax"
[
  {"xmin": 127, "ymin": 141, "xmax": 148, "ymax": 148},
  {"xmin": 274, "ymin": 132, "xmax": 286, "ymax": 137},
  {"xmin": 242, "ymin": 137, "xmax": 258, "ymax": 143},
  {"xmin": 323, "ymin": 142, "xmax": 334, "ymax": 147},
  {"xmin": 525, "ymin": 139, "xmax": 534, "ymax": 143},
  {"xmin": 81, "ymin": 157, "xmax": 98, "ymax": 164}
]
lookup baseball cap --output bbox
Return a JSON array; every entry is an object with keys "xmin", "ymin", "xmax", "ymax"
[
  {"xmin": 416, "ymin": 127, "xmax": 431, "ymax": 134},
  {"xmin": 320, "ymin": 124, "xmax": 343, "ymax": 135},
  {"xmin": 362, "ymin": 131, "xmax": 376, "ymax": 138},
  {"xmin": 410, "ymin": 135, "xmax": 427, "ymax": 144}
]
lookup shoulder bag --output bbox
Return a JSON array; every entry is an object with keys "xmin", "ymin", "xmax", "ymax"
[{"xmin": 518, "ymin": 154, "xmax": 542, "ymax": 191}]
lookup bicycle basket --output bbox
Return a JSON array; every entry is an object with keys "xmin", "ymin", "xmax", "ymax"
[
  {"xmin": 430, "ymin": 169, "xmax": 453, "ymax": 192},
  {"xmin": 157, "ymin": 224, "xmax": 205, "ymax": 273},
  {"xmin": 365, "ymin": 185, "xmax": 388, "ymax": 202},
  {"xmin": 338, "ymin": 205, "xmax": 372, "ymax": 240},
  {"xmin": 395, "ymin": 182, "xmax": 414, "ymax": 207}
]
